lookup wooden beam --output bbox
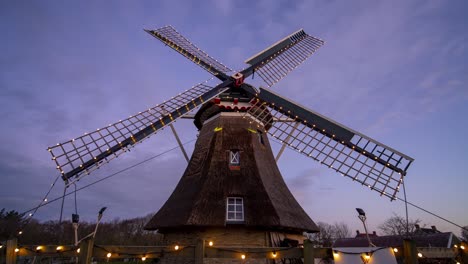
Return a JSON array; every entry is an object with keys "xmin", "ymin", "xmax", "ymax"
[
  {"xmin": 194, "ymin": 239, "xmax": 204, "ymax": 264},
  {"xmin": 204, "ymin": 246, "xmax": 302, "ymax": 259},
  {"xmin": 6, "ymin": 239, "xmax": 17, "ymax": 264},
  {"xmin": 403, "ymin": 239, "xmax": 418, "ymax": 264},
  {"xmin": 79, "ymin": 237, "xmax": 94, "ymax": 264}
]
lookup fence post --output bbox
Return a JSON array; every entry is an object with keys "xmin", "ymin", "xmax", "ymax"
[
  {"xmin": 194, "ymin": 239, "xmax": 204, "ymax": 264},
  {"xmin": 303, "ymin": 240, "xmax": 314, "ymax": 264},
  {"xmin": 79, "ymin": 237, "xmax": 94, "ymax": 264},
  {"xmin": 403, "ymin": 239, "xmax": 418, "ymax": 264},
  {"xmin": 6, "ymin": 238, "xmax": 17, "ymax": 264}
]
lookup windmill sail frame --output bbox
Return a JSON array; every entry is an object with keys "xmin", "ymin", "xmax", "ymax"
[
  {"xmin": 244, "ymin": 88, "xmax": 414, "ymax": 200},
  {"xmin": 48, "ymin": 80, "xmax": 230, "ymax": 181}
]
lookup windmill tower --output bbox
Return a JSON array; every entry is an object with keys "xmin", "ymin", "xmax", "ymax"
[{"xmin": 47, "ymin": 26, "xmax": 414, "ymax": 263}]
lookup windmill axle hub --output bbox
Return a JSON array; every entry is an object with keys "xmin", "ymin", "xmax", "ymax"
[{"xmin": 231, "ymin": 72, "xmax": 244, "ymax": 87}]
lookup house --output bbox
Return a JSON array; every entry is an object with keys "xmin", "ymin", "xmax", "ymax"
[{"xmin": 333, "ymin": 226, "xmax": 462, "ymax": 263}]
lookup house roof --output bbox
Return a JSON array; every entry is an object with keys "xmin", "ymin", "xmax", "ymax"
[
  {"xmin": 145, "ymin": 113, "xmax": 318, "ymax": 233},
  {"xmin": 333, "ymin": 232, "xmax": 460, "ymax": 248}
]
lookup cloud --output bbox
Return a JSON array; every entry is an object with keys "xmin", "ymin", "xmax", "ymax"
[{"xmin": 1, "ymin": 1, "xmax": 467, "ymax": 235}]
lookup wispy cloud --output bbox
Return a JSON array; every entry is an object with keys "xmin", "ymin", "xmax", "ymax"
[{"xmin": 1, "ymin": 0, "xmax": 467, "ymax": 234}]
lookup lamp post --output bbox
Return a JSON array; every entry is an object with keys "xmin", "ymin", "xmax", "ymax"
[
  {"xmin": 356, "ymin": 208, "xmax": 376, "ymax": 247},
  {"xmin": 75, "ymin": 207, "xmax": 107, "ymax": 245}
]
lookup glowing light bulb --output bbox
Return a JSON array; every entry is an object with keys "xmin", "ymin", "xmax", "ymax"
[
  {"xmin": 77, "ymin": 248, "xmax": 80, "ymax": 253},
  {"xmin": 56, "ymin": 246, "xmax": 63, "ymax": 251},
  {"xmin": 461, "ymin": 245, "xmax": 465, "ymax": 250},
  {"xmin": 18, "ymin": 231, "xmax": 22, "ymax": 235},
  {"xmin": 241, "ymin": 254, "xmax": 246, "ymax": 260},
  {"xmin": 142, "ymin": 256, "xmax": 147, "ymax": 261},
  {"xmin": 107, "ymin": 252, "xmax": 112, "ymax": 258},
  {"xmin": 174, "ymin": 245, "xmax": 179, "ymax": 251},
  {"xmin": 393, "ymin": 248, "xmax": 398, "ymax": 253},
  {"xmin": 272, "ymin": 251, "xmax": 277, "ymax": 258},
  {"xmin": 208, "ymin": 241, "xmax": 213, "ymax": 247},
  {"xmin": 333, "ymin": 251, "xmax": 339, "ymax": 258},
  {"xmin": 36, "ymin": 246, "xmax": 42, "ymax": 251},
  {"xmin": 417, "ymin": 252, "xmax": 423, "ymax": 258},
  {"xmin": 364, "ymin": 253, "xmax": 371, "ymax": 260},
  {"xmin": 15, "ymin": 248, "xmax": 19, "ymax": 252}
]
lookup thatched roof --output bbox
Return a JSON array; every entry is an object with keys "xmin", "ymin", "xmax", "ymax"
[{"xmin": 145, "ymin": 111, "xmax": 318, "ymax": 233}]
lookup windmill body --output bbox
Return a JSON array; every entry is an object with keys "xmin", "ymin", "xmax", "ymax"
[
  {"xmin": 145, "ymin": 99, "xmax": 318, "ymax": 249},
  {"xmin": 47, "ymin": 25, "xmax": 414, "ymax": 263}
]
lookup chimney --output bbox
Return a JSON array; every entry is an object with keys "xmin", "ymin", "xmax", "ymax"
[
  {"xmin": 415, "ymin": 224, "xmax": 420, "ymax": 230},
  {"xmin": 431, "ymin": 225, "xmax": 437, "ymax": 231}
]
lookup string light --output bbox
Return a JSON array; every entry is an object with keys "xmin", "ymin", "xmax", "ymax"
[
  {"xmin": 417, "ymin": 252, "xmax": 423, "ymax": 258},
  {"xmin": 208, "ymin": 241, "xmax": 213, "ymax": 247},
  {"xmin": 333, "ymin": 250, "xmax": 339, "ymax": 258},
  {"xmin": 364, "ymin": 253, "xmax": 371, "ymax": 260},
  {"xmin": 393, "ymin": 248, "xmax": 398, "ymax": 253},
  {"xmin": 56, "ymin": 246, "xmax": 63, "ymax": 251},
  {"xmin": 18, "ymin": 231, "xmax": 23, "ymax": 235},
  {"xmin": 141, "ymin": 256, "xmax": 147, "ymax": 261},
  {"xmin": 272, "ymin": 251, "xmax": 277, "ymax": 258},
  {"xmin": 107, "ymin": 252, "xmax": 112, "ymax": 258},
  {"xmin": 461, "ymin": 245, "xmax": 465, "ymax": 250},
  {"xmin": 36, "ymin": 246, "xmax": 42, "ymax": 251},
  {"xmin": 241, "ymin": 254, "xmax": 246, "ymax": 260},
  {"xmin": 76, "ymin": 248, "xmax": 80, "ymax": 253},
  {"xmin": 454, "ymin": 245, "xmax": 458, "ymax": 248},
  {"xmin": 174, "ymin": 245, "xmax": 179, "ymax": 251},
  {"xmin": 15, "ymin": 248, "xmax": 20, "ymax": 253}
]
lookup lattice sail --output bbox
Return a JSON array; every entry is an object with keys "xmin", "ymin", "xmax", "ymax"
[
  {"xmin": 48, "ymin": 80, "xmax": 228, "ymax": 181},
  {"xmin": 244, "ymin": 88, "xmax": 413, "ymax": 200},
  {"xmin": 245, "ymin": 29, "xmax": 324, "ymax": 87},
  {"xmin": 146, "ymin": 26, "xmax": 232, "ymax": 76}
]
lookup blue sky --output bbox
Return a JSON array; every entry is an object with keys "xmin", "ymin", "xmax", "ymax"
[{"xmin": 1, "ymin": 0, "xmax": 467, "ymax": 237}]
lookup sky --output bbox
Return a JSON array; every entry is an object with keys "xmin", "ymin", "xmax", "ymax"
[{"xmin": 1, "ymin": 0, "xmax": 467, "ymax": 238}]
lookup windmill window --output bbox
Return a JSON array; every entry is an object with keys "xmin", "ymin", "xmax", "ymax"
[
  {"xmin": 226, "ymin": 197, "xmax": 244, "ymax": 221},
  {"xmin": 229, "ymin": 150, "xmax": 240, "ymax": 165}
]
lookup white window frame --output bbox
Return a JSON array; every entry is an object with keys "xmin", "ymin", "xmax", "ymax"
[
  {"xmin": 226, "ymin": 197, "xmax": 244, "ymax": 221},
  {"xmin": 229, "ymin": 150, "xmax": 240, "ymax": 165}
]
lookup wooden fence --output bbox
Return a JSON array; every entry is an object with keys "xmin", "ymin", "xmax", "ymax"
[{"xmin": 1, "ymin": 238, "xmax": 466, "ymax": 264}]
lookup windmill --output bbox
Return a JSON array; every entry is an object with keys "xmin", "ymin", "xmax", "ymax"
[{"xmin": 47, "ymin": 25, "xmax": 413, "ymax": 262}]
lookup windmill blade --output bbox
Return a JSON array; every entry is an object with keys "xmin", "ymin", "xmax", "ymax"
[
  {"xmin": 244, "ymin": 88, "xmax": 414, "ymax": 200},
  {"xmin": 145, "ymin": 26, "xmax": 232, "ymax": 79},
  {"xmin": 48, "ymin": 80, "xmax": 230, "ymax": 181},
  {"xmin": 243, "ymin": 29, "xmax": 324, "ymax": 87}
]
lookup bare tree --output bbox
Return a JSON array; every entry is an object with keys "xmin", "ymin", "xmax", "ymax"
[
  {"xmin": 333, "ymin": 222, "xmax": 352, "ymax": 239},
  {"xmin": 378, "ymin": 213, "xmax": 421, "ymax": 236},
  {"xmin": 307, "ymin": 221, "xmax": 352, "ymax": 247}
]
